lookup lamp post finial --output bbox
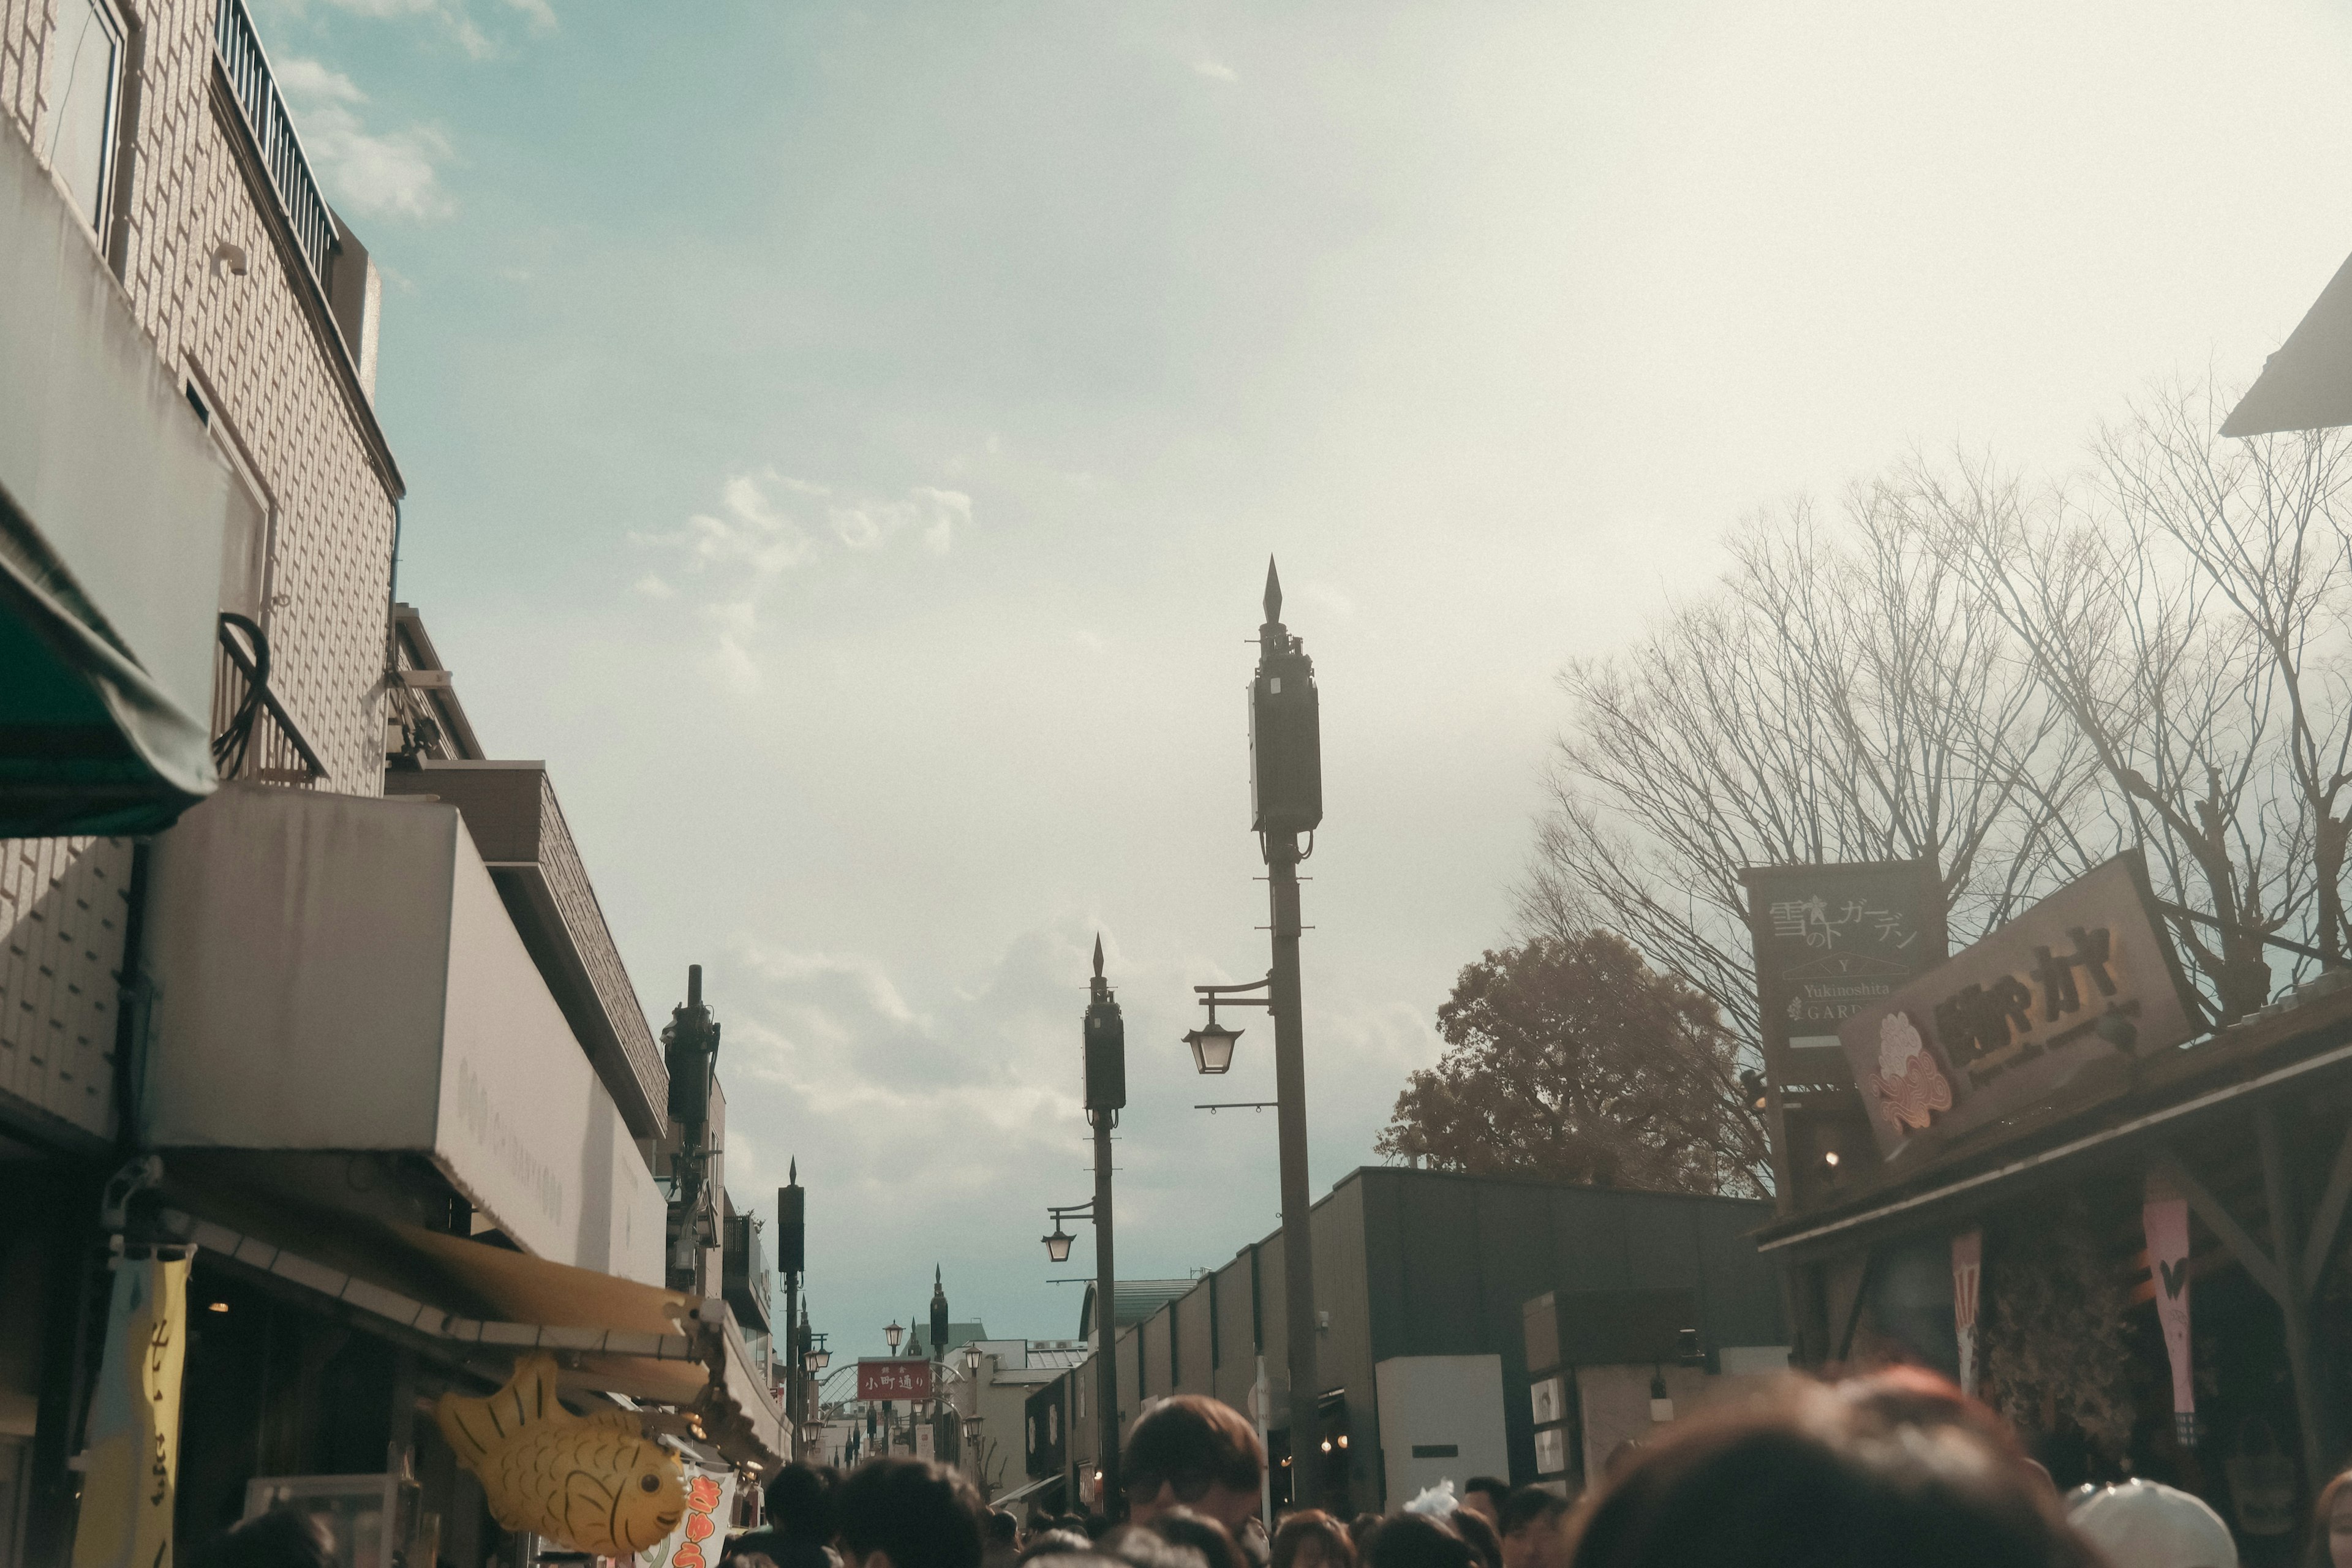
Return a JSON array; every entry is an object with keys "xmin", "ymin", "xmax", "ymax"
[
  {"xmin": 1092, "ymin": 933, "xmax": 1104, "ymax": 980},
  {"xmin": 1263, "ymin": 556, "xmax": 1283, "ymax": 625}
]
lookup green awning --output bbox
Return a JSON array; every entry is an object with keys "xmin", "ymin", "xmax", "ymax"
[
  {"xmin": 0, "ymin": 87, "xmax": 235, "ymax": 836},
  {"xmin": 0, "ymin": 505, "xmax": 215, "ymax": 836}
]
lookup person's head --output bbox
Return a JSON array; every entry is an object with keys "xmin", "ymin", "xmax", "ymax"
[
  {"xmin": 1125, "ymin": 1396, "xmax": 1266, "ymax": 1531},
  {"xmin": 1369, "ymin": 1513, "xmax": 1477, "ymax": 1568},
  {"xmin": 1018, "ymin": 1529, "xmax": 1096, "ymax": 1564},
  {"xmin": 1449, "ymin": 1507, "xmax": 1503, "ymax": 1568},
  {"xmin": 837, "ymin": 1457, "xmax": 984, "ymax": 1568},
  {"xmin": 1563, "ymin": 1375, "xmax": 2102, "ymax": 1568},
  {"xmin": 988, "ymin": 1509, "xmax": 1023, "ymax": 1548},
  {"xmin": 1349, "ymin": 1514, "xmax": 1384, "ymax": 1559},
  {"xmin": 1273, "ymin": 1509, "xmax": 1357, "ymax": 1568},
  {"xmin": 197, "ymin": 1510, "xmax": 334, "ymax": 1568},
  {"xmin": 2314, "ymin": 1468, "xmax": 2352, "ymax": 1568},
  {"xmin": 1497, "ymin": 1490, "xmax": 1568, "ymax": 1568},
  {"xmin": 1138, "ymin": 1507, "xmax": 1246, "ymax": 1568},
  {"xmin": 763, "ymin": 1462, "xmax": 839, "ymax": 1544},
  {"xmin": 1055, "ymin": 1514, "xmax": 1091, "ymax": 1537},
  {"xmin": 1460, "ymin": 1480, "xmax": 1510, "ymax": 1526}
]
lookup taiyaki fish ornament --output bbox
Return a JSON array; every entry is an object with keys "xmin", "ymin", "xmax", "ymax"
[
  {"xmin": 435, "ymin": 1352, "xmax": 685, "ymax": 1552},
  {"xmin": 1869, "ymin": 1012, "xmax": 1952, "ymax": 1133}
]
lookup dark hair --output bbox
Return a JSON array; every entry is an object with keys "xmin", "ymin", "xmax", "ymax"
[
  {"xmin": 988, "ymin": 1509, "xmax": 1022, "ymax": 1545},
  {"xmin": 1348, "ymin": 1514, "xmax": 1384, "ymax": 1558},
  {"xmin": 1498, "ymin": 1488, "xmax": 1567, "ymax": 1538},
  {"xmin": 837, "ymin": 1457, "xmax": 984, "ymax": 1568},
  {"xmin": 1126, "ymin": 1396, "xmax": 1265, "ymax": 1496},
  {"xmin": 1272, "ymin": 1509, "xmax": 1357, "ymax": 1568},
  {"xmin": 1463, "ymin": 1478, "xmax": 1510, "ymax": 1508},
  {"xmin": 1368, "ymin": 1514, "xmax": 1476, "ymax": 1568},
  {"xmin": 195, "ymin": 1510, "xmax": 334, "ymax": 1568},
  {"xmin": 1141, "ymin": 1509, "xmax": 1246, "ymax": 1568},
  {"xmin": 1449, "ymin": 1507, "xmax": 1502, "ymax": 1568},
  {"xmin": 1565, "ymin": 1375, "xmax": 2102, "ymax": 1568},
  {"xmin": 763, "ymin": 1462, "xmax": 839, "ymax": 1544},
  {"xmin": 1019, "ymin": 1529, "xmax": 1096, "ymax": 1563}
]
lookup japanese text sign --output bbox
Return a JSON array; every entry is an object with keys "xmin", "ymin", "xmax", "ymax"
[
  {"xmin": 642, "ymin": 1469, "xmax": 735, "ymax": 1568},
  {"xmin": 858, "ymin": 1358, "xmax": 935, "ymax": 1403},
  {"xmin": 1837, "ymin": 852, "xmax": 2199, "ymax": 1157},
  {"xmin": 1740, "ymin": 861, "xmax": 1948, "ymax": 1087}
]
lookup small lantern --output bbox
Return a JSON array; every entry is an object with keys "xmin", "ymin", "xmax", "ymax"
[
  {"xmin": 884, "ymin": 1319, "xmax": 904, "ymax": 1352},
  {"xmin": 1186, "ymin": 1020, "xmax": 1242, "ymax": 1075},
  {"xmin": 964, "ymin": 1341, "xmax": 984, "ymax": 1377},
  {"xmin": 1043, "ymin": 1225, "xmax": 1074, "ymax": 1263}
]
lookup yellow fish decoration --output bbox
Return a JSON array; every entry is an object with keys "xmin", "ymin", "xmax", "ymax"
[{"xmin": 435, "ymin": 1352, "xmax": 686, "ymax": 1553}]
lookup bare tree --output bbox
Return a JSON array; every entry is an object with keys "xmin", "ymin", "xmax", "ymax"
[
  {"xmin": 1906, "ymin": 391, "xmax": 2352, "ymax": 1016},
  {"xmin": 1523, "ymin": 492, "xmax": 2096, "ymax": 1062}
]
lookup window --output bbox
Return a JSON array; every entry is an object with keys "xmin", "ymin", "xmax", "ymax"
[
  {"xmin": 41, "ymin": 0, "xmax": 127, "ymax": 236},
  {"xmin": 184, "ymin": 378, "xmax": 277, "ymax": 629}
]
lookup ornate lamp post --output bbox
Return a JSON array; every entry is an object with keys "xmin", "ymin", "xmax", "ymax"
[{"xmin": 1183, "ymin": 559, "xmax": 1325, "ymax": 1508}]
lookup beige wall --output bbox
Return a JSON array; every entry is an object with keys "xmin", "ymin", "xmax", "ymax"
[{"xmin": 1, "ymin": 0, "xmax": 401, "ymax": 1145}]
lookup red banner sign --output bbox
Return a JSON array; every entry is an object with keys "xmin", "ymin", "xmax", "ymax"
[{"xmin": 857, "ymin": 1359, "xmax": 935, "ymax": 1402}]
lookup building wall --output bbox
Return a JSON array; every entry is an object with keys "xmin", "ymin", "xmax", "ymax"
[{"xmin": 1, "ymin": 0, "xmax": 400, "ymax": 1147}]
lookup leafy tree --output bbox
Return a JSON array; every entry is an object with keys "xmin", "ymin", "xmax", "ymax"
[{"xmin": 1376, "ymin": 932, "xmax": 1770, "ymax": 1197}]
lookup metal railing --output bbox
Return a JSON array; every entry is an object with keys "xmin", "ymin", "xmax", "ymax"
[
  {"xmin": 212, "ymin": 0, "xmax": 336, "ymax": 286},
  {"xmin": 213, "ymin": 618, "xmax": 326, "ymax": 787}
]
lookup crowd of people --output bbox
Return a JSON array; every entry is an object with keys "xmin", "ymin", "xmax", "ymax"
[
  {"xmin": 700, "ymin": 1370, "xmax": 2334, "ymax": 1568},
  {"xmin": 187, "ymin": 1369, "xmax": 2348, "ymax": 1568}
]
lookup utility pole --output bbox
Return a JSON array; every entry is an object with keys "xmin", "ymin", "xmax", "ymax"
[
  {"xmin": 1252, "ymin": 559, "xmax": 1322, "ymax": 1508},
  {"xmin": 778, "ymin": 1163, "xmax": 804, "ymax": 1451},
  {"xmin": 1084, "ymin": 937, "xmax": 1126, "ymax": 1517}
]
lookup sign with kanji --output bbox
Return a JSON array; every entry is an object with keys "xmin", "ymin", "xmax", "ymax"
[
  {"xmin": 1836, "ymin": 851, "xmax": 2199, "ymax": 1156},
  {"xmin": 1740, "ymin": 861, "xmax": 1948, "ymax": 1087},
  {"xmin": 858, "ymin": 1358, "xmax": 936, "ymax": 1403}
]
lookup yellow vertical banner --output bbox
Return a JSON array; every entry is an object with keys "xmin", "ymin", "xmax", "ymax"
[{"xmin": 71, "ymin": 1254, "xmax": 190, "ymax": 1568}]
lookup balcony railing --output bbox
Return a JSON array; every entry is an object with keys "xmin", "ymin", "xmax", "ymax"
[
  {"xmin": 212, "ymin": 617, "xmax": 325, "ymax": 787},
  {"xmin": 212, "ymin": 0, "xmax": 336, "ymax": 286}
]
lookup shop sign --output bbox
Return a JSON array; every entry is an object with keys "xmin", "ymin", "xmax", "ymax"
[
  {"xmin": 858, "ymin": 1359, "xmax": 936, "ymax": 1402},
  {"xmin": 641, "ymin": 1469, "xmax": 736, "ymax": 1568},
  {"xmin": 70, "ymin": 1255, "xmax": 189, "ymax": 1568},
  {"xmin": 1740, "ymin": 861, "xmax": 1948, "ymax": 1087},
  {"xmin": 2144, "ymin": 1174, "xmax": 2196, "ymax": 1446},
  {"xmin": 1951, "ymin": 1231, "xmax": 1982, "ymax": 1399},
  {"xmin": 1838, "ymin": 853, "xmax": 2199, "ymax": 1156}
]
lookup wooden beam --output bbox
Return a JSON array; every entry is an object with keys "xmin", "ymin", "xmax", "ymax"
[
  {"xmin": 2150, "ymin": 1147, "xmax": 2288, "ymax": 1305},
  {"xmin": 2255, "ymin": 1104, "xmax": 2331, "ymax": 1485},
  {"xmin": 2303, "ymin": 1117, "xmax": 2352, "ymax": 1300},
  {"xmin": 1834, "ymin": 1246, "xmax": 1877, "ymax": 1363}
]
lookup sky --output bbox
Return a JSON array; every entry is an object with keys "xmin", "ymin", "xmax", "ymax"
[{"xmin": 254, "ymin": 0, "xmax": 2352, "ymax": 1360}]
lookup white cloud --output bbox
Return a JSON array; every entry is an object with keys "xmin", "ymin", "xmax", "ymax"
[
  {"xmin": 276, "ymin": 58, "xmax": 454, "ymax": 220},
  {"xmin": 1193, "ymin": 58, "xmax": 1238, "ymax": 83},
  {"xmin": 502, "ymin": 0, "xmax": 556, "ymax": 30},
  {"xmin": 637, "ymin": 470, "xmax": 974, "ymax": 690}
]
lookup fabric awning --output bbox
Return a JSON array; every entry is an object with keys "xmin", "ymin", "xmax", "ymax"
[
  {"xmin": 0, "ymin": 72, "xmax": 246, "ymax": 835},
  {"xmin": 2224, "ymin": 248, "xmax": 2352, "ymax": 437},
  {"xmin": 168, "ymin": 1208, "xmax": 786, "ymax": 1469}
]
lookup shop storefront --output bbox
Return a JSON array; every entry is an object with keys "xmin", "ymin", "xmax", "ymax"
[{"xmin": 1760, "ymin": 853, "xmax": 2352, "ymax": 1562}]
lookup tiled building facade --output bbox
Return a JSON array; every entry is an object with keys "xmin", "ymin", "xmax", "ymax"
[{"xmin": 1, "ymin": 0, "xmax": 399, "ymax": 1152}]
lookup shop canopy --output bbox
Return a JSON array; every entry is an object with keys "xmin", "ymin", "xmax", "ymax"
[
  {"xmin": 2224, "ymin": 248, "xmax": 2352, "ymax": 437},
  {"xmin": 0, "ymin": 94, "xmax": 248, "ymax": 835},
  {"xmin": 168, "ymin": 1207, "xmax": 788, "ymax": 1471}
]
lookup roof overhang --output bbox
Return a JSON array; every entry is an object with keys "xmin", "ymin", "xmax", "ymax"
[{"xmin": 2224, "ymin": 249, "xmax": 2352, "ymax": 437}]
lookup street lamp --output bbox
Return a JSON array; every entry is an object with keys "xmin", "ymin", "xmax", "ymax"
[
  {"xmin": 1042, "ymin": 1222, "xmax": 1074, "ymax": 1263},
  {"xmin": 884, "ymin": 1319, "xmax": 903, "ymax": 1353},
  {"xmin": 1183, "ymin": 1013, "xmax": 1245, "ymax": 1075},
  {"xmin": 805, "ymin": 1332, "xmax": 831, "ymax": 1373},
  {"xmin": 1177, "ymin": 557, "xmax": 1326, "ymax": 1510},
  {"xmin": 1082, "ymin": 936, "xmax": 1128, "ymax": 1515},
  {"xmin": 963, "ymin": 1340, "xmax": 984, "ymax": 1378}
]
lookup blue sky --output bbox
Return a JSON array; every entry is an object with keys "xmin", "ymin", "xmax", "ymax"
[{"xmin": 257, "ymin": 0, "xmax": 2352, "ymax": 1359}]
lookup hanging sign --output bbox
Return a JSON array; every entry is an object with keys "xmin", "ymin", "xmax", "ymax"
[
  {"xmin": 1951, "ymin": 1230, "xmax": 1983, "ymax": 1399},
  {"xmin": 858, "ymin": 1359, "xmax": 935, "ymax": 1402},
  {"xmin": 1838, "ymin": 853, "xmax": 2199, "ymax": 1157},
  {"xmin": 641, "ymin": 1468, "xmax": 737, "ymax": 1568},
  {"xmin": 2144, "ymin": 1174, "xmax": 2195, "ymax": 1446},
  {"xmin": 1740, "ymin": 861, "xmax": 1948, "ymax": 1087},
  {"xmin": 70, "ymin": 1253, "xmax": 190, "ymax": 1568}
]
